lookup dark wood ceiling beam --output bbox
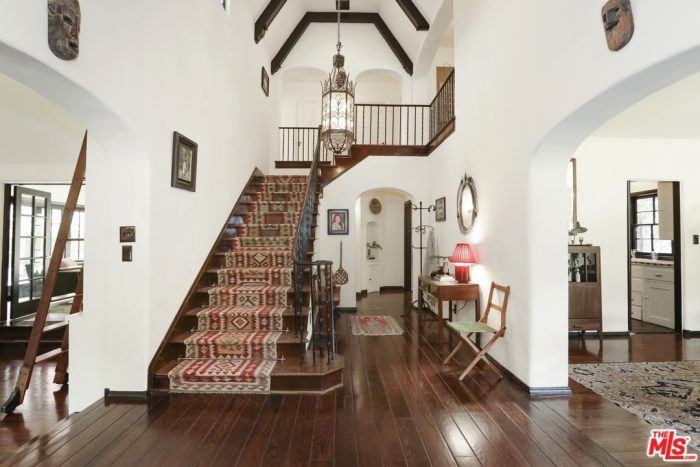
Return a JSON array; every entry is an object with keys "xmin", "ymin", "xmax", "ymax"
[
  {"xmin": 271, "ymin": 12, "xmax": 413, "ymax": 76},
  {"xmin": 395, "ymin": 0, "xmax": 429, "ymax": 31},
  {"xmin": 254, "ymin": 0, "xmax": 288, "ymax": 44}
]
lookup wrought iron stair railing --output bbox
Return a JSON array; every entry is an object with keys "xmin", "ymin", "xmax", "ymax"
[{"xmin": 291, "ymin": 127, "xmax": 335, "ymax": 365}]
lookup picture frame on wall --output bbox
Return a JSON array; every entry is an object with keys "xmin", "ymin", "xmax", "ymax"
[
  {"xmin": 261, "ymin": 67, "xmax": 269, "ymax": 97},
  {"xmin": 435, "ymin": 196, "xmax": 446, "ymax": 222},
  {"xmin": 171, "ymin": 131, "xmax": 198, "ymax": 192},
  {"xmin": 328, "ymin": 209, "xmax": 349, "ymax": 235}
]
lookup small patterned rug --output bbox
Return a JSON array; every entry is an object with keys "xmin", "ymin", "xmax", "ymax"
[
  {"xmin": 350, "ymin": 315, "xmax": 404, "ymax": 336},
  {"xmin": 569, "ymin": 361, "xmax": 700, "ymax": 450}
]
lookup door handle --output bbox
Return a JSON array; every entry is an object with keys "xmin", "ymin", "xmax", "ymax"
[{"xmin": 655, "ymin": 273, "xmax": 663, "ymax": 277}]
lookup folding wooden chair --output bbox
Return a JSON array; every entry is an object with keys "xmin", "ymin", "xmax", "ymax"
[{"xmin": 443, "ymin": 282, "xmax": 511, "ymax": 380}]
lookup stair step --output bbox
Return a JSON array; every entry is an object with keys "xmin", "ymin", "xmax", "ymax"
[
  {"xmin": 182, "ymin": 305, "xmax": 307, "ymax": 331},
  {"xmin": 204, "ymin": 285, "xmax": 292, "ymax": 307},
  {"xmin": 35, "ymin": 347, "xmax": 66, "ymax": 363},
  {"xmin": 244, "ymin": 212, "xmax": 300, "ymax": 224},
  {"xmin": 212, "ymin": 267, "xmax": 294, "ymax": 287},
  {"xmin": 42, "ymin": 321, "xmax": 68, "ymax": 333},
  {"xmin": 168, "ymin": 330, "xmax": 301, "ymax": 359},
  {"xmin": 151, "ymin": 352, "xmax": 343, "ymax": 395},
  {"xmin": 229, "ymin": 236, "xmax": 294, "ymax": 249},
  {"xmin": 252, "ymin": 192, "xmax": 306, "ymax": 202},
  {"xmin": 235, "ymin": 224, "xmax": 296, "ymax": 237},
  {"xmin": 240, "ymin": 201, "xmax": 304, "ymax": 213},
  {"xmin": 193, "ymin": 305, "xmax": 288, "ymax": 332}
]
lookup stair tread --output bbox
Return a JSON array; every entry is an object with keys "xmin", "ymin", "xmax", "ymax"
[
  {"xmin": 170, "ymin": 330, "xmax": 301, "ymax": 344},
  {"xmin": 184, "ymin": 305, "xmax": 305, "ymax": 317},
  {"xmin": 153, "ymin": 352, "xmax": 344, "ymax": 377},
  {"xmin": 197, "ymin": 284, "xmax": 292, "ymax": 294}
]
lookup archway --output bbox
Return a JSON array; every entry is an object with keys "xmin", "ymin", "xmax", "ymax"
[
  {"xmin": 0, "ymin": 41, "xmax": 150, "ymax": 411},
  {"xmin": 528, "ymin": 43, "xmax": 700, "ymax": 386},
  {"xmin": 353, "ymin": 187, "xmax": 414, "ymax": 298}
]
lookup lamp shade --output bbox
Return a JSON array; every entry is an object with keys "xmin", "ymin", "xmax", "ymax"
[{"xmin": 450, "ymin": 243, "xmax": 476, "ymax": 264}]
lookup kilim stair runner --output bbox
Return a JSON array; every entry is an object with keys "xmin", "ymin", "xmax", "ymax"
[{"xmin": 168, "ymin": 175, "xmax": 307, "ymax": 393}]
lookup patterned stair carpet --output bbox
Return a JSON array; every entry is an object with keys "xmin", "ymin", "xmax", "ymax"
[{"xmin": 168, "ymin": 175, "xmax": 308, "ymax": 394}]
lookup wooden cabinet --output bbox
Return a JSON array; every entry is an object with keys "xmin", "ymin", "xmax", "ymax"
[
  {"xmin": 367, "ymin": 261, "xmax": 380, "ymax": 293},
  {"xmin": 632, "ymin": 263, "xmax": 675, "ymax": 329},
  {"xmin": 568, "ymin": 245, "xmax": 602, "ymax": 340}
]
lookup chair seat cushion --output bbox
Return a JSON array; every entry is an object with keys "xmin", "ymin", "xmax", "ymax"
[{"xmin": 447, "ymin": 321, "xmax": 496, "ymax": 334}]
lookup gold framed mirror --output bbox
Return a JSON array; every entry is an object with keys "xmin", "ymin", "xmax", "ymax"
[{"xmin": 457, "ymin": 174, "xmax": 478, "ymax": 234}]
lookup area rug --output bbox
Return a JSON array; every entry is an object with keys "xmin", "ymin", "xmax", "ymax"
[
  {"xmin": 350, "ymin": 315, "xmax": 404, "ymax": 336},
  {"xmin": 569, "ymin": 361, "xmax": 700, "ymax": 450}
]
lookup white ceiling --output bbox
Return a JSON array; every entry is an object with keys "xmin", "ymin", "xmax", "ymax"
[{"xmin": 593, "ymin": 70, "xmax": 700, "ymax": 139}]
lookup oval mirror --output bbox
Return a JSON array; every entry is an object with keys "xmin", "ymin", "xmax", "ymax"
[{"xmin": 457, "ymin": 174, "xmax": 478, "ymax": 234}]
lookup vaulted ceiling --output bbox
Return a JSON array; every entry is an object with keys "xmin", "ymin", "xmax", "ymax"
[{"xmin": 246, "ymin": 0, "xmax": 442, "ymax": 76}]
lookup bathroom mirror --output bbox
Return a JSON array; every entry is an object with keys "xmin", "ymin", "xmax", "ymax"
[{"xmin": 457, "ymin": 174, "xmax": 478, "ymax": 234}]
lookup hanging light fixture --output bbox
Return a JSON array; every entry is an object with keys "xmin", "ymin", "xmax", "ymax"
[{"xmin": 321, "ymin": 7, "xmax": 355, "ymax": 154}]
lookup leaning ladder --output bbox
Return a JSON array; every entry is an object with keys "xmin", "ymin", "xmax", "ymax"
[{"xmin": 1, "ymin": 131, "xmax": 87, "ymax": 414}]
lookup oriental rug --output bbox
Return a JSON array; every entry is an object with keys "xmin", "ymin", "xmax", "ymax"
[
  {"xmin": 569, "ymin": 361, "xmax": 700, "ymax": 450},
  {"xmin": 350, "ymin": 315, "xmax": 404, "ymax": 336}
]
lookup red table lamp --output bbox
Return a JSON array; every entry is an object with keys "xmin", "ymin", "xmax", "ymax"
[{"xmin": 450, "ymin": 243, "xmax": 476, "ymax": 283}]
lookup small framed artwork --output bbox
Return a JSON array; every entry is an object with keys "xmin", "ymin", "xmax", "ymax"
[
  {"xmin": 171, "ymin": 131, "xmax": 198, "ymax": 192},
  {"xmin": 435, "ymin": 197, "xmax": 446, "ymax": 222},
  {"xmin": 119, "ymin": 226, "xmax": 136, "ymax": 243},
  {"xmin": 328, "ymin": 209, "xmax": 349, "ymax": 235},
  {"xmin": 261, "ymin": 67, "xmax": 269, "ymax": 97}
]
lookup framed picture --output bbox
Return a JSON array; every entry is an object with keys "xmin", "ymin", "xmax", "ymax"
[
  {"xmin": 261, "ymin": 67, "xmax": 269, "ymax": 97},
  {"xmin": 435, "ymin": 196, "xmax": 446, "ymax": 222},
  {"xmin": 171, "ymin": 131, "xmax": 198, "ymax": 192},
  {"xmin": 327, "ymin": 209, "xmax": 349, "ymax": 235}
]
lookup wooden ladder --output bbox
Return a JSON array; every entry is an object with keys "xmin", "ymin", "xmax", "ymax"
[{"xmin": 1, "ymin": 132, "xmax": 87, "ymax": 414}]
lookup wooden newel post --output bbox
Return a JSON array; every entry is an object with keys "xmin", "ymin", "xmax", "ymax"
[{"xmin": 1, "ymin": 131, "xmax": 87, "ymax": 414}]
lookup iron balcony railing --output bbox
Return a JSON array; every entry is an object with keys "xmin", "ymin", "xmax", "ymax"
[
  {"xmin": 278, "ymin": 70, "xmax": 455, "ymax": 159},
  {"xmin": 279, "ymin": 126, "xmax": 337, "ymax": 165}
]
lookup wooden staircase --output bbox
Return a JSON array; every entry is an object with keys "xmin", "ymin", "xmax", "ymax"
[{"xmin": 148, "ymin": 169, "xmax": 343, "ymax": 395}]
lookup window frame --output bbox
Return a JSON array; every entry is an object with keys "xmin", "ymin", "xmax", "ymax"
[{"xmin": 630, "ymin": 190, "xmax": 673, "ymax": 260}]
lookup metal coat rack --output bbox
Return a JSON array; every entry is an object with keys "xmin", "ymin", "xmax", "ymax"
[{"xmin": 402, "ymin": 201, "xmax": 435, "ymax": 316}]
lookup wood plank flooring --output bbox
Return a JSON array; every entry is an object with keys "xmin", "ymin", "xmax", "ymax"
[{"xmin": 0, "ymin": 291, "xmax": 698, "ymax": 465}]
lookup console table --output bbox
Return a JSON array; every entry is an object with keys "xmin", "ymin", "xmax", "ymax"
[{"xmin": 418, "ymin": 276, "xmax": 480, "ymax": 353}]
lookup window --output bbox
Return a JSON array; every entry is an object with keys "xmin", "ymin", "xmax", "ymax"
[
  {"xmin": 631, "ymin": 192, "xmax": 672, "ymax": 258},
  {"xmin": 50, "ymin": 204, "xmax": 85, "ymax": 262}
]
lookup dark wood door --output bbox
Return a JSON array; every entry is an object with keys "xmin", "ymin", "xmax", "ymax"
[
  {"xmin": 11, "ymin": 187, "xmax": 52, "ymax": 319},
  {"xmin": 404, "ymin": 200, "xmax": 412, "ymax": 291}
]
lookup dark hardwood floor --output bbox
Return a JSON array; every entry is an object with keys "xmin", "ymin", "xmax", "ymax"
[
  {"xmin": 630, "ymin": 318, "xmax": 674, "ymax": 334},
  {"xmin": 1, "ymin": 291, "xmax": 698, "ymax": 465}
]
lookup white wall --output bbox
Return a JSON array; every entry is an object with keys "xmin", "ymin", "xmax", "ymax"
[
  {"xmin": 0, "ymin": 0, "xmax": 274, "ymax": 410},
  {"xmin": 574, "ymin": 137, "xmax": 700, "ymax": 332}
]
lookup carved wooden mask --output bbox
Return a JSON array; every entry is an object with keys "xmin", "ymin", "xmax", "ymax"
[
  {"xmin": 601, "ymin": 0, "xmax": 634, "ymax": 51},
  {"xmin": 48, "ymin": 0, "xmax": 81, "ymax": 60}
]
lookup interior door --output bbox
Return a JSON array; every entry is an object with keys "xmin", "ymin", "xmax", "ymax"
[
  {"xmin": 404, "ymin": 200, "xmax": 412, "ymax": 291},
  {"xmin": 11, "ymin": 187, "xmax": 51, "ymax": 319}
]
